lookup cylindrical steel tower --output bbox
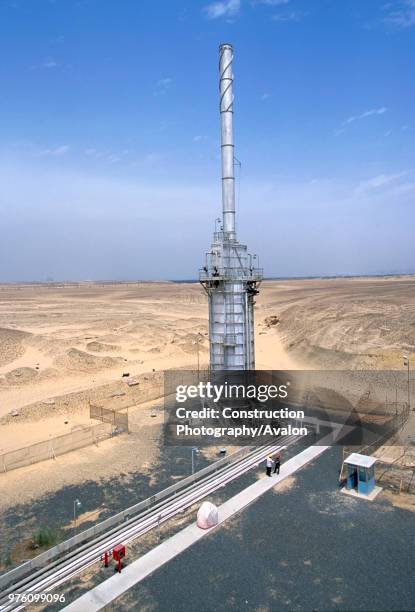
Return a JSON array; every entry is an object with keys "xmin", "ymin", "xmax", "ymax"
[
  {"xmin": 200, "ymin": 44, "xmax": 262, "ymax": 371},
  {"xmin": 219, "ymin": 43, "xmax": 236, "ymax": 239}
]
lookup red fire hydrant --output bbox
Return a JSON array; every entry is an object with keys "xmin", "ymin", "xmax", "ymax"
[{"xmin": 102, "ymin": 550, "xmax": 109, "ymax": 568}]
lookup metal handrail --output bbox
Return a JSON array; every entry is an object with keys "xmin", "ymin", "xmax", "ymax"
[{"xmin": 199, "ymin": 267, "xmax": 263, "ymax": 281}]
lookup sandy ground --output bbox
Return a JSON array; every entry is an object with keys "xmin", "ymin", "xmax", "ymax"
[
  {"xmin": 0, "ymin": 277, "xmax": 414, "ymax": 508},
  {"xmin": 0, "ymin": 398, "xmax": 163, "ymax": 511},
  {"xmin": 257, "ymin": 276, "xmax": 415, "ymax": 369}
]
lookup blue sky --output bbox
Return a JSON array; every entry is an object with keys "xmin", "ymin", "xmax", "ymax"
[{"xmin": 0, "ymin": 0, "xmax": 414, "ymax": 281}]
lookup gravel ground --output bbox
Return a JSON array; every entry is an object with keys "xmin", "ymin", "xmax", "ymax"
[
  {"xmin": 0, "ymin": 444, "xmax": 214, "ymax": 569},
  {"xmin": 113, "ymin": 446, "xmax": 415, "ymax": 612}
]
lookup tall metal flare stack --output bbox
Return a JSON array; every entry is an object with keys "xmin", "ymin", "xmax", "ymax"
[{"xmin": 200, "ymin": 43, "xmax": 263, "ymax": 371}]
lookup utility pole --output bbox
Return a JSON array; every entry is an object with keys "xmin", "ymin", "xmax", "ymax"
[
  {"xmin": 403, "ymin": 355, "xmax": 410, "ymax": 411},
  {"xmin": 191, "ymin": 447, "xmax": 199, "ymax": 475},
  {"xmin": 73, "ymin": 498, "xmax": 82, "ymax": 532}
]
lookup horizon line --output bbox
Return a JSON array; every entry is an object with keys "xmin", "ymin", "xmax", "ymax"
[{"xmin": 1, "ymin": 271, "xmax": 415, "ymax": 286}]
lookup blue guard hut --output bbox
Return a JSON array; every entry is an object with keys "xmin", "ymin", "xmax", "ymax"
[{"xmin": 342, "ymin": 452, "xmax": 381, "ymax": 500}]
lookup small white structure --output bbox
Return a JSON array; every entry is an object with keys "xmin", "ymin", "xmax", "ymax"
[{"xmin": 197, "ymin": 501, "xmax": 219, "ymax": 529}]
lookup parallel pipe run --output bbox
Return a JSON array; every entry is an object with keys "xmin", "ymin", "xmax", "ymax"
[
  {"xmin": 0, "ymin": 441, "xmax": 294, "ymax": 611},
  {"xmin": 219, "ymin": 43, "xmax": 235, "ymax": 238}
]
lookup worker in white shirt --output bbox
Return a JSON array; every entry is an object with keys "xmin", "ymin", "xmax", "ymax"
[{"xmin": 266, "ymin": 455, "xmax": 273, "ymax": 477}]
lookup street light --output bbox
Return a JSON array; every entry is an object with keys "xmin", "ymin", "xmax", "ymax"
[
  {"xmin": 73, "ymin": 498, "xmax": 82, "ymax": 532},
  {"xmin": 403, "ymin": 355, "xmax": 410, "ymax": 411},
  {"xmin": 191, "ymin": 447, "xmax": 199, "ymax": 475}
]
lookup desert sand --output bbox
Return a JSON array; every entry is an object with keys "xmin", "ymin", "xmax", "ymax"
[{"xmin": 0, "ymin": 277, "xmax": 414, "ymax": 507}]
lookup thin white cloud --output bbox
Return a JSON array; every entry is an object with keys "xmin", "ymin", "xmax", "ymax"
[
  {"xmin": 384, "ymin": 0, "xmax": 415, "ymax": 28},
  {"xmin": 261, "ymin": 92, "xmax": 271, "ymax": 100},
  {"xmin": 51, "ymin": 35, "xmax": 65, "ymax": 45},
  {"xmin": 106, "ymin": 154, "xmax": 120, "ymax": 164},
  {"xmin": 272, "ymin": 10, "xmax": 305, "ymax": 22},
  {"xmin": 335, "ymin": 107, "xmax": 388, "ymax": 134},
  {"xmin": 154, "ymin": 77, "xmax": 173, "ymax": 96},
  {"xmin": 253, "ymin": 0, "xmax": 289, "ymax": 5},
  {"xmin": 355, "ymin": 171, "xmax": 410, "ymax": 194},
  {"xmin": 84, "ymin": 147, "xmax": 129, "ymax": 163},
  {"xmin": 363, "ymin": 173, "xmax": 405, "ymax": 189},
  {"xmin": 204, "ymin": 0, "xmax": 240, "ymax": 20},
  {"xmin": 43, "ymin": 60, "xmax": 58, "ymax": 69},
  {"xmin": 142, "ymin": 152, "xmax": 163, "ymax": 165},
  {"xmin": 344, "ymin": 107, "xmax": 387, "ymax": 125},
  {"xmin": 38, "ymin": 145, "xmax": 70, "ymax": 157},
  {"xmin": 53, "ymin": 145, "xmax": 69, "ymax": 156},
  {"xmin": 392, "ymin": 181, "xmax": 415, "ymax": 195}
]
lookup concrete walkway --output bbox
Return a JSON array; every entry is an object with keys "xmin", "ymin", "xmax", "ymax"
[{"xmin": 63, "ymin": 429, "xmax": 346, "ymax": 612}]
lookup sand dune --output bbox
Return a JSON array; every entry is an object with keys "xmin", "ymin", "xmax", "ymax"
[
  {"xmin": 54, "ymin": 347, "xmax": 123, "ymax": 371},
  {"xmin": 86, "ymin": 340, "xmax": 121, "ymax": 352},
  {"xmin": 0, "ymin": 278, "xmax": 413, "ymax": 509},
  {"xmin": 257, "ymin": 277, "xmax": 415, "ymax": 369},
  {"xmin": 0, "ymin": 277, "xmax": 413, "ymax": 452},
  {"xmin": 0, "ymin": 327, "xmax": 30, "ymax": 367}
]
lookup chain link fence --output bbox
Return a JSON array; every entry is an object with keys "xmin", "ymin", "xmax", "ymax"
[
  {"xmin": 89, "ymin": 404, "xmax": 128, "ymax": 431},
  {"xmin": 0, "ymin": 371, "xmax": 166, "ymax": 474},
  {"xmin": 0, "ymin": 423, "xmax": 112, "ymax": 473}
]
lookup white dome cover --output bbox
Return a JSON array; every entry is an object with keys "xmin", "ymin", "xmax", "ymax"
[{"xmin": 197, "ymin": 501, "xmax": 219, "ymax": 529}]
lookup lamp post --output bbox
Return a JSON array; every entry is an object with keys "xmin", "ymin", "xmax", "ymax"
[
  {"xmin": 196, "ymin": 336, "xmax": 200, "ymax": 376},
  {"xmin": 73, "ymin": 498, "xmax": 82, "ymax": 532},
  {"xmin": 191, "ymin": 447, "xmax": 199, "ymax": 475},
  {"xmin": 403, "ymin": 355, "xmax": 410, "ymax": 411}
]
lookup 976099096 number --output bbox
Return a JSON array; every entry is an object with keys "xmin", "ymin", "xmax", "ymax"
[{"xmin": 8, "ymin": 593, "xmax": 65, "ymax": 604}]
